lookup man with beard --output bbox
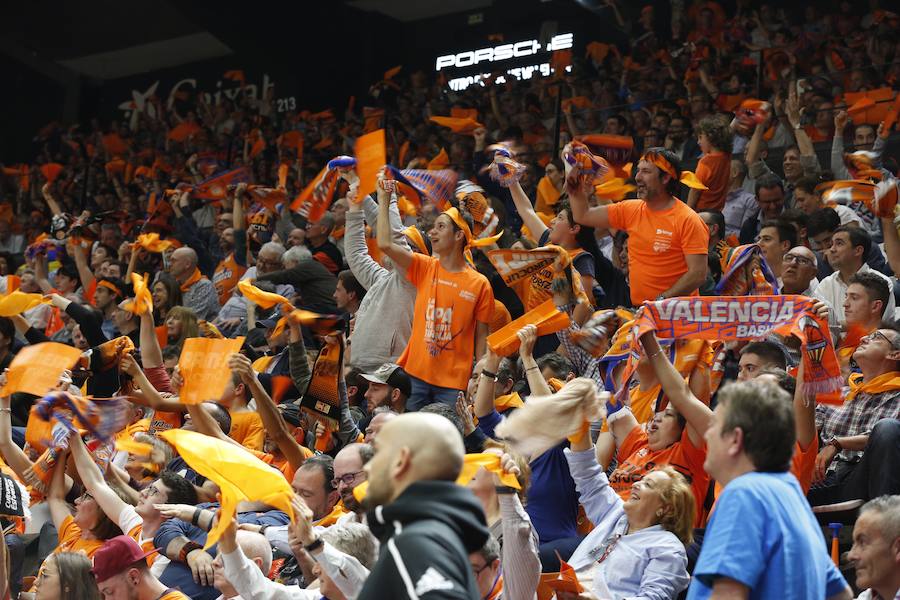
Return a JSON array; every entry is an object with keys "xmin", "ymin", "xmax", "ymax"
[
  {"xmin": 332, "ymin": 443, "xmax": 373, "ymax": 523},
  {"xmin": 569, "ymin": 147, "xmax": 709, "ymax": 305},
  {"xmin": 358, "ymin": 412, "xmax": 488, "ymax": 599}
]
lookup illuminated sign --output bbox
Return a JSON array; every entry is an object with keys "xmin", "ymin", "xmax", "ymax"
[{"xmin": 435, "ymin": 33, "xmax": 573, "ymax": 71}]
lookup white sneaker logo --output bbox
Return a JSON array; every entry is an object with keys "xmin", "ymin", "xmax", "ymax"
[{"xmin": 414, "ymin": 567, "xmax": 455, "ymax": 595}]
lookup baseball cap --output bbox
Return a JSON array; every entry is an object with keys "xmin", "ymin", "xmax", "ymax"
[
  {"xmin": 91, "ymin": 535, "xmax": 158, "ymax": 583},
  {"xmin": 360, "ymin": 363, "xmax": 411, "ymax": 398}
]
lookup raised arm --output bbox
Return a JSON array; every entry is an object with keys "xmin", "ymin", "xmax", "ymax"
[
  {"xmin": 228, "ymin": 353, "xmax": 310, "ymax": 471},
  {"xmin": 474, "ymin": 349, "xmax": 502, "ymax": 419},
  {"xmin": 139, "ymin": 311, "xmax": 163, "ymax": 368},
  {"xmin": 881, "ymin": 210, "xmax": 900, "ymax": 276},
  {"xmin": 786, "ymin": 87, "xmax": 816, "ymax": 158},
  {"xmin": 640, "ymin": 331, "xmax": 712, "ymax": 446},
  {"xmin": 68, "ymin": 433, "xmax": 129, "ymax": 525},
  {"xmin": 509, "ymin": 180, "xmax": 549, "ymax": 241},
  {"xmin": 47, "ymin": 449, "xmax": 72, "ymax": 532},
  {"xmin": 517, "ymin": 325, "xmax": 552, "ymax": 396},
  {"xmin": 566, "ymin": 164, "xmax": 610, "ymax": 229},
  {"xmin": 120, "ymin": 354, "xmax": 184, "ymax": 414},
  {"xmin": 376, "ymin": 178, "xmax": 412, "ymax": 271},
  {"xmin": 0, "ymin": 394, "xmax": 34, "ymax": 480},
  {"xmin": 68, "ymin": 241, "xmax": 96, "ymax": 293}
]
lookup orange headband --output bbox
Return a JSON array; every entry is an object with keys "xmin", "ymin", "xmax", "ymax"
[
  {"xmin": 442, "ymin": 207, "xmax": 502, "ymax": 264},
  {"xmin": 97, "ymin": 280, "xmax": 123, "ymax": 298},
  {"xmin": 640, "ymin": 152, "xmax": 708, "ymax": 190}
]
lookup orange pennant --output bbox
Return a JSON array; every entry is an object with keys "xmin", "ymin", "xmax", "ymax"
[
  {"xmin": 355, "ymin": 129, "xmax": 386, "ymax": 204},
  {"xmin": 177, "ymin": 337, "xmax": 246, "ymax": 405}
]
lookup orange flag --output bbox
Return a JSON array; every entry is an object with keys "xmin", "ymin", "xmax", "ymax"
[
  {"xmin": 456, "ymin": 454, "xmax": 521, "ymax": 488},
  {"xmin": 545, "ymin": 559, "xmax": 584, "ymax": 594},
  {"xmin": 428, "ymin": 148, "xmax": 450, "ymax": 170},
  {"xmin": 177, "ymin": 337, "xmax": 246, "ymax": 405},
  {"xmin": 134, "ymin": 233, "xmax": 173, "ymax": 253},
  {"xmin": 237, "ymin": 279, "xmax": 291, "ymax": 310},
  {"xmin": 429, "ymin": 116, "xmax": 484, "ymax": 135},
  {"xmin": 355, "ymin": 129, "xmax": 386, "ymax": 203},
  {"xmin": 122, "ymin": 273, "xmax": 153, "ymax": 316},
  {"xmin": 450, "ymin": 107, "xmax": 478, "ymax": 120},
  {"xmin": 39, "ymin": 163, "xmax": 64, "ymax": 183},
  {"xmin": 1, "ymin": 343, "xmax": 82, "ymax": 397},
  {"xmin": 487, "ymin": 300, "xmax": 571, "ymax": 356},
  {"xmin": 168, "ymin": 122, "xmax": 201, "ymax": 142},
  {"xmin": 0, "ymin": 291, "xmax": 51, "ymax": 317},
  {"xmin": 159, "ymin": 428, "xmax": 294, "ymax": 549}
]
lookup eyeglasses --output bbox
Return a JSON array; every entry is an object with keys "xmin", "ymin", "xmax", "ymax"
[
  {"xmin": 470, "ymin": 561, "xmax": 493, "ymax": 576},
  {"xmin": 79, "ymin": 491, "xmax": 93, "ymax": 502},
  {"xmin": 863, "ymin": 330, "xmax": 899, "ymax": 348},
  {"xmin": 783, "ymin": 253, "xmax": 815, "ymax": 267},
  {"xmin": 331, "ymin": 471, "xmax": 364, "ymax": 488}
]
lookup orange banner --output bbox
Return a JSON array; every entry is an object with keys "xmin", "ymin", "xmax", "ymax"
[
  {"xmin": 1, "ymin": 343, "xmax": 82, "ymax": 397},
  {"xmin": 355, "ymin": 129, "xmax": 386, "ymax": 203},
  {"xmin": 177, "ymin": 337, "xmax": 246, "ymax": 404},
  {"xmin": 487, "ymin": 300, "xmax": 570, "ymax": 356}
]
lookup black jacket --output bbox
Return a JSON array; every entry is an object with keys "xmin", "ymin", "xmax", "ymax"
[{"xmin": 359, "ymin": 480, "xmax": 489, "ymax": 599}]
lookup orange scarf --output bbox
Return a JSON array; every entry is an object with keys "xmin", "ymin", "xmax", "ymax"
[
  {"xmin": 846, "ymin": 371, "xmax": 900, "ymax": 403},
  {"xmin": 617, "ymin": 296, "xmax": 843, "ymax": 411},
  {"xmin": 179, "ymin": 268, "xmax": 202, "ymax": 292},
  {"xmin": 494, "ymin": 392, "xmax": 524, "ymax": 413},
  {"xmin": 315, "ymin": 502, "xmax": 347, "ymax": 527}
]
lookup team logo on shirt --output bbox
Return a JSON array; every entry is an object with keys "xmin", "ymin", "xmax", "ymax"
[
  {"xmin": 652, "ymin": 228, "xmax": 673, "ymax": 253},
  {"xmin": 425, "ymin": 299, "xmax": 459, "ymax": 356}
]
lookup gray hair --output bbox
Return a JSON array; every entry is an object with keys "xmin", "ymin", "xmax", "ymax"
[
  {"xmin": 321, "ymin": 523, "xmax": 378, "ymax": 569},
  {"xmin": 859, "ymin": 495, "xmax": 900, "ymax": 543},
  {"xmin": 260, "ymin": 242, "xmax": 286, "ymax": 257},
  {"xmin": 283, "ymin": 245, "xmax": 312, "ymax": 266},
  {"xmin": 475, "ymin": 534, "xmax": 500, "ymax": 564}
]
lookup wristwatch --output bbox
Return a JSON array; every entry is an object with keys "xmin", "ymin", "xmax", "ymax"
[{"xmin": 826, "ymin": 437, "xmax": 843, "ymax": 452}]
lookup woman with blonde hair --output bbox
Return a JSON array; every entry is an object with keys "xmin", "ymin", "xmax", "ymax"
[
  {"xmin": 163, "ymin": 305, "xmax": 199, "ymax": 350},
  {"xmin": 562, "ymin": 428, "xmax": 695, "ymax": 599}
]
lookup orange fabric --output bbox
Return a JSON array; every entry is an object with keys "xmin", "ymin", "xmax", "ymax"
[
  {"xmin": 429, "ymin": 116, "xmax": 484, "ymax": 134},
  {"xmin": 612, "ymin": 426, "xmax": 708, "ymax": 526},
  {"xmin": 39, "ymin": 163, "xmax": 64, "ymax": 183},
  {"xmin": 606, "ymin": 199, "xmax": 710, "ymax": 304},
  {"xmin": 228, "ymin": 410, "xmax": 265, "ymax": 452},
  {"xmin": 213, "ymin": 254, "xmax": 247, "ymax": 305},
  {"xmin": 355, "ymin": 129, "xmax": 386, "ymax": 202},
  {"xmin": 843, "ymin": 88, "xmax": 895, "ymax": 125},
  {"xmin": 167, "ymin": 122, "xmax": 201, "ymax": 142},
  {"xmin": 237, "ymin": 279, "xmax": 290, "ymax": 310},
  {"xmin": 314, "ymin": 502, "xmax": 348, "ymax": 527},
  {"xmin": 487, "ymin": 300, "xmax": 570, "ymax": 356},
  {"xmin": 0, "ymin": 291, "xmax": 51, "ymax": 317},
  {"xmin": 546, "ymin": 559, "xmax": 583, "ymax": 594},
  {"xmin": 694, "ymin": 151, "xmax": 730, "ymax": 211},
  {"xmin": 535, "ymin": 176, "xmax": 561, "ymax": 214},
  {"xmin": 149, "ymin": 409, "xmax": 183, "ymax": 435},
  {"xmin": 1, "ymin": 343, "xmax": 82, "ymax": 397},
  {"xmin": 792, "ymin": 438, "xmax": 819, "ymax": 494},
  {"xmin": 179, "ymin": 268, "xmax": 202, "ymax": 293},
  {"xmin": 158, "ymin": 590, "xmax": 191, "ymax": 600},
  {"xmin": 102, "ymin": 133, "xmax": 129, "ymax": 156},
  {"xmin": 456, "ymin": 454, "xmax": 521, "ymax": 489},
  {"xmin": 398, "ymin": 254, "xmax": 494, "ymax": 390},
  {"xmin": 493, "ymin": 392, "xmax": 524, "ymax": 413},
  {"xmin": 641, "ymin": 152, "xmax": 707, "ymax": 190},
  {"xmin": 450, "ymin": 107, "xmax": 478, "ymax": 120},
  {"xmin": 123, "ymin": 273, "xmax": 153, "ymax": 316},
  {"xmin": 56, "ymin": 515, "xmax": 105, "ymax": 557},
  {"xmin": 178, "ymin": 337, "xmax": 246, "ymax": 404},
  {"xmin": 428, "ymin": 148, "xmax": 450, "ymax": 170},
  {"xmin": 488, "ymin": 246, "xmax": 589, "ymax": 311},
  {"xmin": 135, "ymin": 233, "xmax": 174, "ymax": 253},
  {"xmin": 489, "ymin": 299, "xmax": 511, "ymax": 333}
]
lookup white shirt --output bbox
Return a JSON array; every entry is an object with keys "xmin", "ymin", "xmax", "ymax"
[
  {"xmin": 855, "ymin": 589, "xmax": 900, "ymax": 599},
  {"xmin": 813, "ymin": 263, "xmax": 896, "ymax": 326}
]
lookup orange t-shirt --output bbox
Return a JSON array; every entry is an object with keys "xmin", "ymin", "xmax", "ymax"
[
  {"xmin": 119, "ymin": 505, "xmax": 160, "ymax": 566},
  {"xmin": 229, "ymin": 410, "xmax": 265, "ymax": 452},
  {"xmin": 398, "ymin": 254, "xmax": 494, "ymax": 391},
  {"xmin": 606, "ymin": 199, "xmax": 709, "ymax": 305},
  {"xmin": 694, "ymin": 152, "xmax": 731, "ymax": 211},
  {"xmin": 56, "ymin": 515, "xmax": 106, "ymax": 557},
  {"xmin": 213, "ymin": 254, "xmax": 247, "ymax": 305},
  {"xmin": 610, "ymin": 426, "xmax": 708, "ymax": 525},
  {"xmin": 159, "ymin": 591, "xmax": 191, "ymax": 600}
]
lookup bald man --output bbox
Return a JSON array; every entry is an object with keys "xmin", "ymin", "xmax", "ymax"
[
  {"xmin": 358, "ymin": 413, "xmax": 489, "ymax": 600},
  {"xmin": 781, "ymin": 246, "xmax": 819, "ymax": 296},
  {"xmin": 169, "ymin": 247, "xmax": 219, "ymax": 320}
]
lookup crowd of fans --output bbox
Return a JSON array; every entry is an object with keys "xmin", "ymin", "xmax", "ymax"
[{"xmin": 0, "ymin": 1, "xmax": 899, "ymax": 599}]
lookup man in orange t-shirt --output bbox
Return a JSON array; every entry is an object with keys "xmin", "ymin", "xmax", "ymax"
[
  {"xmin": 376, "ymin": 179, "xmax": 494, "ymax": 411},
  {"xmin": 568, "ymin": 147, "xmax": 709, "ymax": 306}
]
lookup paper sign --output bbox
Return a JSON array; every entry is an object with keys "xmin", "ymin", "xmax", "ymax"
[
  {"xmin": 177, "ymin": 337, "xmax": 245, "ymax": 405},
  {"xmin": 355, "ymin": 129, "xmax": 386, "ymax": 203},
  {"xmin": 1, "ymin": 342, "xmax": 82, "ymax": 397}
]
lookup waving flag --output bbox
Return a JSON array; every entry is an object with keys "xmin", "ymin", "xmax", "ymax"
[{"xmin": 192, "ymin": 168, "xmax": 250, "ymax": 202}]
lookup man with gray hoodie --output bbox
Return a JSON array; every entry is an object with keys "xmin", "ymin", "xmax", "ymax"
[{"xmin": 345, "ymin": 181, "xmax": 421, "ymax": 372}]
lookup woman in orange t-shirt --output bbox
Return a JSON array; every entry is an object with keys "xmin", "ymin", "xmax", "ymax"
[
  {"xmin": 687, "ymin": 115, "xmax": 733, "ymax": 212},
  {"xmin": 601, "ymin": 331, "xmax": 714, "ymax": 525},
  {"xmin": 376, "ymin": 177, "xmax": 494, "ymax": 410}
]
